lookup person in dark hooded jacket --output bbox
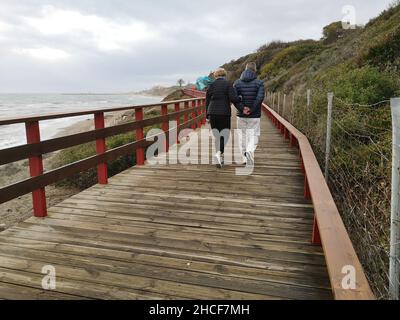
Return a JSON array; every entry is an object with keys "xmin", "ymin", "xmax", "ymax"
[
  {"xmin": 206, "ymin": 67, "xmax": 243, "ymax": 168},
  {"xmin": 234, "ymin": 62, "xmax": 265, "ymax": 165}
]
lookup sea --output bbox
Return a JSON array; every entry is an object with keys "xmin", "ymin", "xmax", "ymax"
[{"xmin": 0, "ymin": 93, "xmax": 162, "ymax": 149}]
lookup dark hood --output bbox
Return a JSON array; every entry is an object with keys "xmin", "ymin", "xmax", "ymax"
[{"xmin": 240, "ymin": 69, "xmax": 257, "ymax": 82}]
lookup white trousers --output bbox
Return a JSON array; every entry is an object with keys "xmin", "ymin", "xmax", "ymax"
[{"xmin": 237, "ymin": 117, "xmax": 261, "ymax": 155}]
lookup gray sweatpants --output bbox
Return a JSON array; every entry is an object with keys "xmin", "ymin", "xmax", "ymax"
[{"xmin": 237, "ymin": 117, "xmax": 261, "ymax": 155}]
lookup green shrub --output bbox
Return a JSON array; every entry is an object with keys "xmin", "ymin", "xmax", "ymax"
[
  {"xmin": 260, "ymin": 42, "xmax": 322, "ymax": 79},
  {"xmin": 331, "ymin": 66, "xmax": 398, "ymax": 104},
  {"xmin": 322, "ymin": 21, "xmax": 345, "ymax": 44},
  {"xmin": 363, "ymin": 26, "xmax": 400, "ymax": 70}
]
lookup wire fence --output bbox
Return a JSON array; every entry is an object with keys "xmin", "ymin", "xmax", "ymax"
[{"xmin": 266, "ymin": 90, "xmax": 393, "ymax": 299}]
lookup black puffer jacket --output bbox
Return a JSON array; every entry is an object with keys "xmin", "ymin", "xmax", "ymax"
[
  {"xmin": 234, "ymin": 70, "xmax": 265, "ymax": 118},
  {"xmin": 206, "ymin": 78, "xmax": 243, "ymax": 116}
]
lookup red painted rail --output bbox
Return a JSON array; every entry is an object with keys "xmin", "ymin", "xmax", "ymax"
[
  {"xmin": 0, "ymin": 97, "xmax": 206, "ymax": 217},
  {"xmin": 183, "ymin": 88, "xmax": 206, "ymax": 98},
  {"xmin": 263, "ymin": 103, "xmax": 374, "ymax": 300}
]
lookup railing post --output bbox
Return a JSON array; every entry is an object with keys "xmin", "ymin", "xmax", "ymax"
[
  {"xmin": 94, "ymin": 112, "xmax": 108, "ymax": 184},
  {"xmin": 191, "ymin": 100, "xmax": 197, "ymax": 130},
  {"xmin": 289, "ymin": 134, "xmax": 296, "ymax": 147},
  {"xmin": 135, "ymin": 107, "xmax": 145, "ymax": 165},
  {"xmin": 197, "ymin": 99, "xmax": 201, "ymax": 128},
  {"xmin": 304, "ymin": 175, "xmax": 311, "ymax": 200},
  {"xmin": 291, "ymin": 91, "xmax": 296, "ymax": 123},
  {"xmin": 390, "ymin": 97, "xmax": 400, "ymax": 300},
  {"xmin": 312, "ymin": 216, "xmax": 321, "ymax": 245},
  {"xmin": 283, "ymin": 93, "xmax": 286, "ymax": 119},
  {"xmin": 174, "ymin": 102, "xmax": 180, "ymax": 144},
  {"xmin": 202, "ymin": 99, "xmax": 207, "ymax": 125},
  {"xmin": 284, "ymin": 127, "xmax": 289, "ymax": 140},
  {"xmin": 184, "ymin": 101, "xmax": 189, "ymax": 125},
  {"xmin": 25, "ymin": 121, "xmax": 47, "ymax": 218},
  {"xmin": 161, "ymin": 104, "xmax": 169, "ymax": 153},
  {"xmin": 325, "ymin": 92, "xmax": 334, "ymax": 181}
]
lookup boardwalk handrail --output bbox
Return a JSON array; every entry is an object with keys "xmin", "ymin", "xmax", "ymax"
[
  {"xmin": 0, "ymin": 96, "xmax": 207, "ymax": 217},
  {"xmin": 183, "ymin": 88, "xmax": 207, "ymax": 98},
  {"xmin": 263, "ymin": 104, "xmax": 375, "ymax": 300},
  {"xmin": 0, "ymin": 97, "xmax": 200, "ymax": 125}
]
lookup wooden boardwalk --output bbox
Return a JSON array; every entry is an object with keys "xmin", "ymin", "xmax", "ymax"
[{"xmin": 0, "ymin": 113, "xmax": 332, "ymax": 300}]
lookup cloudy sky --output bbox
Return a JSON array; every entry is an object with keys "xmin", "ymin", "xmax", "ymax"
[{"xmin": 0, "ymin": 0, "xmax": 394, "ymax": 93}]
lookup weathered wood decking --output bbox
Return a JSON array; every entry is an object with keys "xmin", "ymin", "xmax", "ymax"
[{"xmin": 0, "ymin": 113, "xmax": 332, "ymax": 300}]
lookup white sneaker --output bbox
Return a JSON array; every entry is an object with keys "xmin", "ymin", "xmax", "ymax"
[
  {"xmin": 215, "ymin": 152, "xmax": 223, "ymax": 169},
  {"xmin": 241, "ymin": 153, "xmax": 247, "ymax": 165},
  {"xmin": 246, "ymin": 151, "xmax": 254, "ymax": 166}
]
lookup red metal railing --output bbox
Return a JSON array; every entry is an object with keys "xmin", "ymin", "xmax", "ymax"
[{"xmin": 0, "ymin": 97, "xmax": 206, "ymax": 218}]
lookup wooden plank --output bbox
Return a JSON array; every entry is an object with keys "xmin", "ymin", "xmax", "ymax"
[
  {"xmin": 15, "ymin": 219, "xmax": 325, "ymax": 265},
  {"xmin": 0, "ymin": 282, "xmax": 89, "ymax": 300},
  {"xmin": 0, "ymin": 266, "xmax": 188, "ymax": 300},
  {"xmin": 0, "ymin": 237, "xmax": 330, "ymax": 288},
  {"xmin": 0, "ymin": 230, "xmax": 330, "ymax": 278},
  {"xmin": 48, "ymin": 204, "xmax": 314, "ymax": 228},
  {"xmin": 0, "ymin": 246, "xmax": 330, "ymax": 300},
  {"xmin": 41, "ymin": 212, "xmax": 319, "ymax": 253}
]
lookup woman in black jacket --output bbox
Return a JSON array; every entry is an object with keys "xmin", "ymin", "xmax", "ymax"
[{"xmin": 206, "ymin": 68, "xmax": 243, "ymax": 168}]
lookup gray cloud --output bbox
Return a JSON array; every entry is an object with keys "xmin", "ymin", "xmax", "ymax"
[{"xmin": 0, "ymin": 0, "xmax": 394, "ymax": 92}]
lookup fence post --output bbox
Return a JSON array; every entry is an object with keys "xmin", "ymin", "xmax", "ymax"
[
  {"xmin": 277, "ymin": 92, "xmax": 281, "ymax": 115},
  {"xmin": 272, "ymin": 92, "xmax": 275, "ymax": 110},
  {"xmin": 307, "ymin": 89, "xmax": 311, "ymax": 132},
  {"xmin": 324, "ymin": 92, "xmax": 334, "ymax": 181},
  {"xmin": 390, "ymin": 97, "xmax": 400, "ymax": 300},
  {"xmin": 25, "ymin": 121, "xmax": 47, "ymax": 218},
  {"xmin": 283, "ymin": 93, "xmax": 287, "ymax": 119},
  {"xmin": 94, "ymin": 112, "xmax": 108, "ymax": 184},
  {"xmin": 291, "ymin": 91, "xmax": 296, "ymax": 123},
  {"xmin": 135, "ymin": 107, "xmax": 145, "ymax": 165}
]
